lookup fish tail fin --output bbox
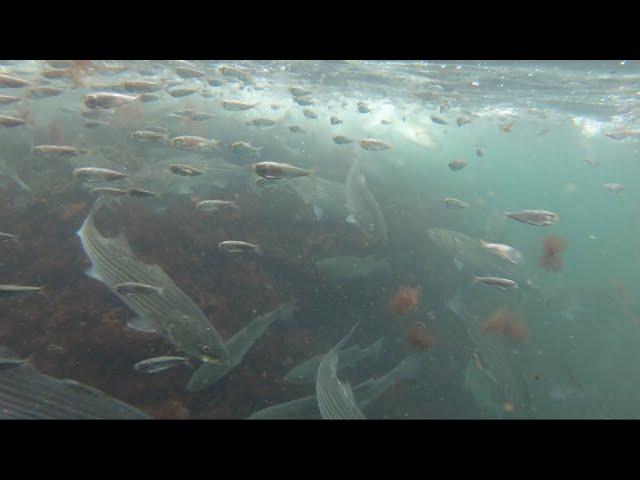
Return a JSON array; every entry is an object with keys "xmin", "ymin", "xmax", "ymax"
[{"xmin": 254, "ymin": 245, "xmax": 264, "ymax": 256}]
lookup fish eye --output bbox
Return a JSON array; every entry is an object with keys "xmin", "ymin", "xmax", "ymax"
[{"xmin": 201, "ymin": 345, "xmax": 211, "ymax": 354}]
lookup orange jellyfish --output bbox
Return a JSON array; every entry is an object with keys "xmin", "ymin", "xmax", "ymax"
[
  {"xmin": 405, "ymin": 321, "xmax": 436, "ymax": 351},
  {"xmin": 390, "ymin": 286, "xmax": 421, "ymax": 316},
  {"xmin": 483, "ymin": 307, "xmax": 528, "ymax": 344},
  {"xmin": 539, "ymin": 235, "xmax": 568, "ymax": 272}
]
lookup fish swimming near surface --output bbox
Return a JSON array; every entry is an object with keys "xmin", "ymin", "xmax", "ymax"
[
  {"xmin": 222, "ymin": 100, "xmax": 258, "ymax": 111},
  {"xmin": 345, "ymin": 159, "xmax": 388, "ymax": 245},
  {"xmin": 359, "ymin": 138, "xmax": 392, "ymax": 151},
  {"xmin": 84, "ymin": 92, "xmax": 138, "ymax": 109},
  {"xmin": 0, "ymin": 115, "xmax": 26, "ymax": 128}
]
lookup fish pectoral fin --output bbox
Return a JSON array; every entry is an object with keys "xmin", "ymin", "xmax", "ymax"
[{"xmin": 126, "ymin": 316, "xmax": 158, "ymax": 334}]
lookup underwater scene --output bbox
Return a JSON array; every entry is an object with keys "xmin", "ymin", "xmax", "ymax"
[{"xmin": 0, "ymin": 60, "xmax": 639, "ymax": 419}]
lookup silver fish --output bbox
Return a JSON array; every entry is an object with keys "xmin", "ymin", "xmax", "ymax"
[
  {"xmin": 114, "ymin": 282, "xmax": 164, "ymax": 296},
  {"xmin": 289, "ymin": 126, "xmax": 306, "ymax": 134},
  {"xmin": 25, "ymin": 86, "xmax": 64, "ymax": 99},
  {"xmin": 127, "ymin": 188, "xmax": 159, "ymax": 198},
  {"xmin": 176, "ymin": 66, "xmax": 206, "ymax": 78},
  {"xmin": 130, "ymin": 130, "xmax": 168, "ymax": 143},
  {"xmin": 0, "ymin": 232, "xmax": 19, "ymax": 242},
  {"xmin": 231, "ymin": 141, "xmax": 263, "ymax": 155},
  {"xmin": 472, "ymin": 276, "xmax": 519, "ymax": 290},
  {"xmin": 188, "ymin": 111, "xmax": 215, "ymax": 121},
  {"xmin": 359, "ymin": 138, "xmax": 392, "ymax": 151},
  {"xmin": 302, "ymin": 108, "xmax": 318, "ymax": 119},
  {"xmin": 0, "ymin": 285, "xmax": 42, "ymax": 298},
  {"xmin": 139, "ymin": 93, "xmax": 160, "ymax": 103},
  {"xmin": 0, "ymin": 115, "xmax": 26, "ymax": 128},
  {"xmin": 294, "ymin": 97, "xmax": 315, "ymax": 106},
  {"xmin": 316, "ymin": 323, "xmax": 366, "ymax": 419},
  {"xmin": 430, "ymin": 114, "xmax": 448, "ymax": 125},
  {"xmin": 32, "ymin": 145, "xmax": 89, "ymax": 159},
  {"xmin": 504, "ymin": 210, "xmax": 559, "ymax": 226},
  {"xmin": 219, "ymin": 240, "xmax": 263, "ymax": 255},
  {"xmin": 443, "ymin": 197, "xmax": 470, "ymax": 209},
  {"xmin": 222, "ymin": 100, "xmax": 257, "ymax": 111},
  {"xmin": 333, "ymin": 135, "xmax": 354, "ymax": 145},
  {"xmin": 84, "ymin": 92, "xmax": 138, "ymax": 109},
  {"xmin": 603, "ymin": 183, "xmax": 623, "ymax": 193},
  {"xmin": 251, "ymin": 161, "xmax": 311, "ymax": 179},
  {"xmin": 218, "ymin": 65, "xmax": 251, "ymax": 82},
  {"xmin": 246, "ymin": 118, "xmax": 277, "ymax": 127},
  {"xmin": 357, "ymin": 102, "xmax": 371, "ymax": 113},
  {"xmin": 167, "ymin": 87, "xmax": 199, "ymax": 98},
  {"xmin": 73, "ymin": 167, "xmax": 128, "ymax": 182},
  {"xmin": 480, "ymin": 241, "xmax": 524, "ymax": 265},
  {"xmin": 448, "ymin": 159, "xmax": 468, "ymax": 171},
  {"xmin": 168, "ymin": 136, "xmax": 219, "ymax": 151},
  {"xmin": 345, "ymin": 159, "xmax": 388, "ymax": 245},
  {"xmin": 289, "ymin": 86, "xmax": 312, "ymax": 97},
  {"xmin": 122, "ymin": 80, "xmax": 162, "ymax": 93},
  {"xmin": 0, "ymin": 74, "xmax": 31, "ymax": 88},
  {"xmin": 196, "ymin": 200, "xmax": 239, "ymax": 212},
  {"xmin": 84, "ymin": 121, "xmax": 110, "ymax": 129},
  {"xmin": 0, "ymin": 95, "xmax": 21, "ymax": 105},
  {"xmin": 134, "ymin": 356, "xmax": 190, "ymax": 374},
  {"xmin": 330, "ymin": 116, "xmax": 343, "ymax": 125}
]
